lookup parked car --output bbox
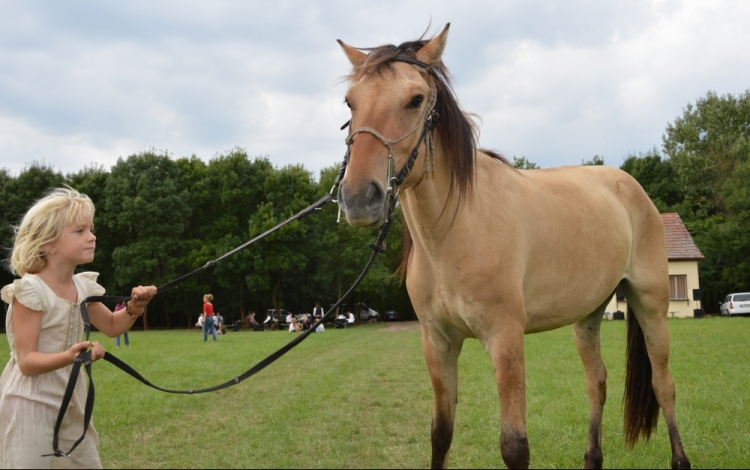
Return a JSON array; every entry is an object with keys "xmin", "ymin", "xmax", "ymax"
[
  {"xmin": 720, "ymin": 293, "xmax": 750, "ymax": 316},
  {"xmin": 266, "ymin": 308, "xmax": 290, "ymax": 320},
  {"xmin": 357, "ymin": 303, "xmax": 381, "ymax": 322},
  {"xmin": 383, "ymin": 310, "xmax": 399, "ymax": 321}
]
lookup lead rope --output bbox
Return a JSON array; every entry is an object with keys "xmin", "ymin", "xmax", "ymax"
[
  {"xmin": 47, "ymin": 160, "xmax": 396, "ymax": 459},
  {"xmin": 46, "ymin": 193, "xmax": 336, "ymax": 458},
  {"xmin": 48, "ymin": 53, "xmax": 438, "ymax": 459}
]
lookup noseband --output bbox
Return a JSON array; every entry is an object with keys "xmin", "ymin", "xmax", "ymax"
[{"xmin": 342, "ymin": 55, "xmax": 440, "ymax": 199}]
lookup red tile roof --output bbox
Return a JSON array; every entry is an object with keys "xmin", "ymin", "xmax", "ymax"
[{"xmin": 661, "ymin": 213, "xmax": 704, "ymax": 261}]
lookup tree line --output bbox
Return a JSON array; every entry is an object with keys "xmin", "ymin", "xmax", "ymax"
[
  {"xmin": 0, "ymin": 150, "xmax": 412, "ymax": 328},
  {"xmin": 2, "ymin": 89, "xmax": 747, "ymax": 325}
]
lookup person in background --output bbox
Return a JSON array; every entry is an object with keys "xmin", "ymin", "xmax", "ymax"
[
  {"xmin": 215, "ymin": 312, "xmax": 225, "ymax": 334},
  {"xmin": 301, "ymin": 313, "xmax": 313, "ymax": 331},
  {"xmin": 195, "ymin": 313, "xmax": 204, "ymax": 328},
  {"xmin": 203, "ymin": 294, "xmax": 217, "ymax": 341},
  {"xmin": 285, "ymin": 312, "xmax": 293, "ymax": 324},
  {"xmin": 264, "ymin": 310, "xmax": 278, "ymax": 331},
  {"xmin": 334, "ymin": 311, "xmax": 347, "ymax": 329},
  {"xmin": 312, "ymin": 301, "xmax": 324, "ymax": 319},
  {"xmin": 115, "ymin": 301, "xmax": 130, "ymax": 347},
  {"xmin": 289, "ymin": 317, "xmax": 301, "ymax": 332},
  {"xmin": 247, "ymin": 312, "xmax": 262, "ymax": 331},
  {"xmin": 347, "ymin": 309, "xmax": 355, "ymax": 326}
]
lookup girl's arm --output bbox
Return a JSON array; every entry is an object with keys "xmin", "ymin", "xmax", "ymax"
[
  {"xmin": 88, "ymin": 285, "xmax": 156, "ymax": 337},
  {"xmin": 12, "ymin": 299, "xmax": 103, "ymax": 376}
]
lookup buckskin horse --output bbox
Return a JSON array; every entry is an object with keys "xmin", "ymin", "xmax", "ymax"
[{"xmin": 335, "ymin": 24, "xmax": 690, "ymax": 469}]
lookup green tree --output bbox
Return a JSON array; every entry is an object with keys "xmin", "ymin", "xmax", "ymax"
[
  {"xmin": 663, "ymin": 89, "xmax": 750, "ymax": 219},
  {"xmin": 0, "ymin": 163, "xmax": 65, "ymax": 287},
  {"xmin": 67, "ymin": 165, "xmax": 114, "ymax": 284},
  {"xmin": 245, "ymin": 164, "xmax": 318, "ymax": 314},
  {"xmin": 620, "ymin": 148, "xmax": 683, "ymax": 212},
  {"xmin": 179, "ymin": 150, "xmax": 274, "ymax": 323},
  {"xmin": 583, "ymin": 155, "xmax": 605, "ymax": 166},
  {"xmin": 660, "ymin": 89, "xmax": 750, "ymax": 310},
  {"xmin": 102, "ymin": 151, "xmax": 191, "ymax": 328},
  {"xmin": 512, "ymin": 156, "xmax": 539, "ymax": 170}
]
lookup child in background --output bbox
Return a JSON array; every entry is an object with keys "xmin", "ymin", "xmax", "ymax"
[
  {"xmin": 0, "ymin": 187, "xmax": 157, "ymax": 468},
  {"xmin": 114, "ymin": 301, "xmax": 130, "ymax": 347}
]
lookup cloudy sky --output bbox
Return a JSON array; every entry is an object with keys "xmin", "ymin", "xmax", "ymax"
[{"xmin": 1, "ymin": 0, "xmax": 749, "ymax": 178}]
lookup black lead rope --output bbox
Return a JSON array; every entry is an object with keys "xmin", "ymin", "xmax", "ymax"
[
  {"xmin": 46, "ymin": 193, "xmax": 338, "ymax": 458},
  {"xmin": 49, "ymin": 53, "xmax": 434, "ymax": 459},
  {"xmin": 47, "ymin": 191, "xmax": 396, "ymax": 459}
]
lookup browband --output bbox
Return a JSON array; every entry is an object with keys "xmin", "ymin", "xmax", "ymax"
[{"xmin": 392, "ymin": 55, "xmax": 429, "ymax": 69}]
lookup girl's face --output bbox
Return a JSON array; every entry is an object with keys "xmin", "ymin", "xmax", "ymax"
[{"xmin": 50, "ymin": 211, "xmax": 96, "ymax": 266}]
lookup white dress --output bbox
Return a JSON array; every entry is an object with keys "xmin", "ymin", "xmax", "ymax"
[{"xmin": 0, "ymin": 272, "xmax": 105, "ymax": 469}]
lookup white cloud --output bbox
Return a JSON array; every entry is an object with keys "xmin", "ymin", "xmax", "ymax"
[{"xmin": 1, "ymin": 0, "xmax": 749, "ymax": 176}]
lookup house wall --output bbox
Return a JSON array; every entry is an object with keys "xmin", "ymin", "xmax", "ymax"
[{"xmin": 604, "ymin": 260, "xmax": 701, "ymax": 319}]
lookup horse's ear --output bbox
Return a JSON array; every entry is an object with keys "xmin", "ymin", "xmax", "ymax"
[
  {"xmin": 416, "ymin": 23, "xmax": 450, "ymax": 66},
  {"xmin": 337, "ymin": 39, "xmax": 367, "ymax": 67}
]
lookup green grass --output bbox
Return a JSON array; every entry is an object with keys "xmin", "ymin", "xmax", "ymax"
[{"xmin": 1, "ymin": 317, "xmax": 748, "ymax": 468}]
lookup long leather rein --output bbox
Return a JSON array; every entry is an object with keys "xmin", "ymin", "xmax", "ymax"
[{"xmin": 48, "ymin": 54, "xmax": 438, "ymax": 458}]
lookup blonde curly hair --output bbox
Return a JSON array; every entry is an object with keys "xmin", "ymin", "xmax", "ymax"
[{"xmin": 9, "ymin": 186, "xmax": 95, "ymax": 276}]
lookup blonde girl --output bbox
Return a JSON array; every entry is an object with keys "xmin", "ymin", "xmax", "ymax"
[{"xmin": 0, "ymin": 187, "xmax": 157, "ymax": 468}]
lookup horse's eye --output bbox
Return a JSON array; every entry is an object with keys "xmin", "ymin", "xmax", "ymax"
[
  {"xmin": 407, "ymin": 95, "xmax": 424, "ymax": 109},
  {"xmin": 345, "ymin": 99, "xmax": 352, "ymax": 109}
]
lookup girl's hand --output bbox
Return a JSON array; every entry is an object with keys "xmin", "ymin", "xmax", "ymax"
[
  {"xmin": 67, "ymin": 341, "xmax": 105, "ymax": 363},
  {"xmin": 129, "ymin": 285, "xmax": 158, "ymax": 312},
  {"xmin": 89, "ymin": 341, "xmax": 105, "ymax": 362}
]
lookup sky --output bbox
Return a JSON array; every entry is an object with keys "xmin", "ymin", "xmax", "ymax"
[{"xmin": 1, "ymin": 0, "xmax": 749, "ymax": 179}]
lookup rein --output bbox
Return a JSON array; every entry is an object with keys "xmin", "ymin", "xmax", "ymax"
[{"xmin": 48, "ymin": 53, "xmax": 437, "ymax": 459}]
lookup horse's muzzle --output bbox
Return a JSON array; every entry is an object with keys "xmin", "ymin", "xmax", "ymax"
[{"xmin": 337, "ymin": 180, "xmax": 387, "ymax": 228}]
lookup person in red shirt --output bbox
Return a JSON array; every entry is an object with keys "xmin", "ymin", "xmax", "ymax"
[{"xmin": 203, "ymin": 294, "xmax": 217, "ymax": 341}]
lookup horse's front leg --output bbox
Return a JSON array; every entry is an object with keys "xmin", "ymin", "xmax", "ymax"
[
  {"xmin": 421, "ymin": 326, "xmax": 463, "ymax": 469},
  {"xmin": 485, "ymin": 322, "xmax": 530, "ymax": 469}
]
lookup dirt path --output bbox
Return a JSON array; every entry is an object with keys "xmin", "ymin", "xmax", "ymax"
[{"xmin": 382, "ymin": 321, "xmax": 420, "ymax": 332}]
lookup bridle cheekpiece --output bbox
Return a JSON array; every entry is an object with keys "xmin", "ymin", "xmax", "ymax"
[{"xmin": 332, "ymin": 54, "xmax": 440, "ymax": 224}]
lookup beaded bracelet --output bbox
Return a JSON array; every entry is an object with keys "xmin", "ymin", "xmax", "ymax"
[{"xmin": 125, "ymin": 301, "xmax": 144, "ymax": 318}]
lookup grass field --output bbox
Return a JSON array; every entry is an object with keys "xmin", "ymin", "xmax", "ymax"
[{"xmin": 2, "ymin": 316, "xmax": 748, "ymax": 468}]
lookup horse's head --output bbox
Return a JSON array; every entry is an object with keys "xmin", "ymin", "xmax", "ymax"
[{"xmin": 336, "ymin": 24, "xmax": 450, "ymax": 228}]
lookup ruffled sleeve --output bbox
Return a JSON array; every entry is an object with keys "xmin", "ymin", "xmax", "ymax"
[
  {"xmin": 76, "ymin": 272, "xmax": 106, "ymax": 298},
  {"xmin": 1, "ymin": 277, "xmax": 43, "ymax": 311}
]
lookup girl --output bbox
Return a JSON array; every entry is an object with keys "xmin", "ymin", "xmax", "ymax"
[
  {"xmin": 202, "ymin": 294, "xmax": 217, "ymax": 341},
  {"xmin": 0, "ymin": 187, "xmax": 157, "ymax": 468}
]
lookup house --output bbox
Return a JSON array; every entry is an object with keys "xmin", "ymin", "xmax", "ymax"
[{"xmin": 605, "ymin": 213, "xmax": 705, "ymax": 319}]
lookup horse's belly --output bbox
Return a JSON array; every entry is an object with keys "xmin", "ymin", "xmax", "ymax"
[{"xmin": 524, "ymin": 291, "xmax": 613, "ymax": 333}]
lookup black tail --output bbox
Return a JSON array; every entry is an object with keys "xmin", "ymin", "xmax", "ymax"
[{"xmin": 623, "ymin": 306, "xmax": 660, "ymax": 448}]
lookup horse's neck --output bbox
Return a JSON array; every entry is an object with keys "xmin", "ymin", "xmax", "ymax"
[{"xmin": 399, "ymin": 145, "xmax": 465, "ymax": 251}]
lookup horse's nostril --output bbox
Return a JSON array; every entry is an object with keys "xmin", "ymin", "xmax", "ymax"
[{"xmin": 366, "ymin": 181, "xmax": 385, "ymax": 205}]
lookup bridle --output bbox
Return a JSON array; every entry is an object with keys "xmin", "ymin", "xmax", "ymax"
[{"xmin": 334, "ymin": 54, "xmax": 440, "ymax": 220}]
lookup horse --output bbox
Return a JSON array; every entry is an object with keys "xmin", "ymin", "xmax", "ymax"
[{"xmin": 335, "ymin": 24, "xmax": 691, "ymax": 469}]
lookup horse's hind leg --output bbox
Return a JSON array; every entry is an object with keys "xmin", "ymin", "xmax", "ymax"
[
  {"xmin": 421, "ymin": 326, "xmax": 463, "ymax": 469},
  {"xmin": 622, "ymin": 281, "xmax": 691, "ymax": 469},
  {"xmin": 573, "ymin": 309, "xmax": 608, "ymax": 469}
]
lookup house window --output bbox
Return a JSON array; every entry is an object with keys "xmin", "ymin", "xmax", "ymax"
[{"xmin": 669, "ymin": 275, "xmax": 688, "ymax": 300}]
